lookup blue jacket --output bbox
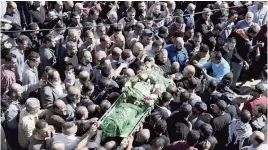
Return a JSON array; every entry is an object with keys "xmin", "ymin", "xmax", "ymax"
[
  {"xmin": 197, "ymin": 58, "xmax": 230, "ymax": 82},
  {"xmin": 166, "ymin": 45, "xmax": 189, "ymax": 67}
]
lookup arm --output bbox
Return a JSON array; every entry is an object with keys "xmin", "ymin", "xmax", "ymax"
[
  {"xmin": 201, "ymin": 24, "xmax": 212, "ymax": 34},
  {"xmin": 74, "ymin": 124, "xmax": 97, "ymax": 150},
  {"xmin": 233, "ymin": 95, "xmax": 253, "ymax": 103},
  {"xmin": 196, "ymin": 60, "xmax": 212, "ymax": 69},
  {"xmin": 22, "ymin": 120, "xmax": 35, "ymax": 140},
  {"xmin": 40, "ymin": 87, "xmax": 53, "ymax": 109},
  {"xmin": 162, "ymin": 3, "xmax": 169, "ymax": 18},
  {"xmin": 147, "ymin": 3, "xmax": 157, "ymax": 17}
]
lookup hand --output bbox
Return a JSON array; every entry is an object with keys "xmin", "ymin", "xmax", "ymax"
[
  {"xmin": 120, "ymin": 62, "xmax": 128, "ymax": 69},
  {"xmin": 89, "ymin": 123, "xmax": 98, "ymax": 136},
  {"xmin": 127, "ymin": 135, "xmax": 134, "ymax": 145},
  {"xmin": 243, "ymin": 61, "xmax": 249, "ymax": 70},
  {"xmin": 39, "ymin": 79, "xmax": 46, "ymax": 87},
  {"xmin": 256, "ymin": 42, "xmax": 264, "ymax": 48},
  {"xmin": 192, "ymin": 60, "xmax": 198, "ymax": 65},
  {"xmin": 201, "ymin": 68, "xmax": 207, "ymax": 74},
  {"xmin": 48, "ymin": 126, "xmax": 55, "ymax": 138},
  {"xmin": 202, "ymin": 140, "xmax": 211, "ymax": 150},
  {"xmin": 3, "ymin": 41, "xmax": 12, "ymax": 49}
]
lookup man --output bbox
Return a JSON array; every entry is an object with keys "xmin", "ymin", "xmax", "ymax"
[
  {"xmin": 167, "ymin": 37, "xmax": 189, "ymax": 67},
  {"xmin": 146, "ymin": 40, "xmax": 163, "ymax": 58},
  {"xmin": 195, "ymin": 51, "xmax": 230, "ymax": 82},
  {"xmin": 53, "ymin": 122, "xmax": 80, "ymax": 150},
  {"xmin": 167, "ymin": 103, "xmax": 192, "ymax": 143},
  {"xmin": 106, "ymin": 11, "xmax": 118, "ymax": 36},
  {"xmin": 168, "ymin": 17, "xmax": 185, "ymax": 42},
  {"xmin": 18, "ymin": 98, "xmax": 46, "ymax": 149},
  {"xmin": 210, "ymin": 2, "xmax": 229, "ymax": 25},
  {"xmin": 155, "ymin": 49, "xmax": 171, "ymax": 74},
  {"xmin": 45, "ymin": 99, "xmax": 71, "ymax": 123},
  {"xmin": 188, "ymin": 44, "xmax": 210, "ymax": 79},
  {"xmin": 65, "ymin": 86, "xmax": 81, "ymax": 121},
  {"xmin": 74, "ymin": 71, "xmax": 90, "ymax": 91},
  {"xmin": 167, "ymin": 130, "xmax": 200, "ymax": 150},
  {"xmin": 78, "ymin": 51, "xmax": 93, "ymax": 76},
  {"xmin": 241, "ymin": 131, "xmax": 268, "ymax": 150},
  {"xmin": 118, "ymin": 7, "xmax": 137, "ymax": 27},
  {"xmin": 196, "ymin": 123, "xmax": 218, "ymax": 150},
  {"xmin": 68, "ymin": 11, "xmax": 83, "ymax": 28},
  {"xmin": 219, "ymin": 37, "xmax": 237, "ymax": 64},
  {"xmin": 147, "ymin": 2, "xmax": 169, "ymax": 28},
  {"xmin": 251, "ymin": 104, "xmax": 267, "ymax": 131},
  {"xmin": 107, "ymin": 47, "xmax": 122, "ymax": 69},
  {"xmin": 28, "ymin": 120, "xmax": 55, "ymax": 150},
  {"xmin": 185, "ymin": 32, "xmax": 203, "ymax": 57},
  {"xmin": 154, "ymin": 92, "xmax": 172, "ymax": 119},
  {"xmin": 133, "ymin": 129, "xmax": 151, "ymax": 149},
  {"xmin": 3, "ymin": 83, "xmax": 24, "ymax": 150},
  {"xmin": 1, "ymin": 53, "xmax": 17, "ymax": 94},
  {"xmin": 26, "ymin": 23, "xmax": 43, "ymax": 54},
  {"xmin": 126, "ymin": 22, "xmax": 144, "ymax": 49},
  {"xmin": 4, "ymin": 1, "xmax": 21, "ymax": 26},
  {"xmin": 140, "ymin": 29, "xmax": 154, "ymax": 52},
  {"xmin": 136, "ymin": 2, "xmax": 147, "ymax": 21},
  {"xmin": 227, "ymin": 109, "xmax": 252, "ymax": 149},
  {"xmin": 236, "ymin": 12, "xmax": 255, "ymax": 30},
  {"xmin": 79, "ymin": 30, "xmax": 95, "ymax": 58},
  {"xmin": 184, "ymin": 24, "xmax": 195, "ymax": 42},
  {"xmin": 229, "ymin": 23, "xmax": 261, "ymax": 88},
  {"xmin": 189, "ymin": 102, "xmax": 212, "ymax": 130},
  {"xmin": 22, "ymin": 51, "xmax": 41, "ymax": 98},
  {"xmin": 248, "ymin": 2, "xmax": 268, "ymax": 26},
  {"xmin": 183, "ymin": 3, "xmax": 196, "ymax": 26},
  {"xmin": 155, "ymin": 26, "xmax": 169, "ymax": 47},
  {"xmin": 64, "ymin": 41, "xmax": 79, "ymax": 67},
  {"xmin": 39, "ymin": 34, "xmax": 57, "ymax": 77},
  {"xmin": 94, "ymin": 35, "xmax": 111, "ymax": 58},
  {"xmin": 40, "ymin": 70, "xmax": 65, "ymax": 109},
  {"xmin": 210, "ymin": 100, "xmax": 231, "ymax": 150},
  {"xmin": 9, "ymin": 35, "xmax": 29, "ymax": 82},
  {"xmin": 53, "ymin": 1, "xmax": 63, "ymax": 16}
]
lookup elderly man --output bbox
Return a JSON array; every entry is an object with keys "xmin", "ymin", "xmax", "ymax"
[
  {"xmin": 40, "ymin": 70, "xmax": 65, "ymax": 109},
  {"xmin": 106, "ymin": 11, "xmax": 118, "ymax": 36},
  {"xmin": 236, "ymin": 12, "xmax": 255, "ymax": 30},
  {"xmin": 78, "ymin": 51, "xmax": 93, "ymax": 76},
  {"xmin": 248, "ymin": 2, "xmax": 268, "ymax": 26},
  {"xmin": 241, "ymin": 131, "xmax": 268, "ymax": 150},
  {"xmin": 195, "ymin": 51, "xmax": 230, "ymax": 82},
  {"xmin": 167, "ymin": 37, "xmax": 189, "ymax": 68},
  {"xmin": 183, "ymin": 3, "xmax": 196, "ymax": 26},
  {"xmin": 4, "ymin": 1, "xmax": 21, "ymax": 26},
  {"xmin": 18, "ymin": 98, "xmax": 46, "ymax": 149},
  {"xmin": 45, "ymin": 99, "xmax": 71, "ymax": 123}
]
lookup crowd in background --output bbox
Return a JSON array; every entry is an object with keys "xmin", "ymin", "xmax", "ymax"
[{"xmin": 0, "ymin": 1, "xmax": 268, "ymax": 150}]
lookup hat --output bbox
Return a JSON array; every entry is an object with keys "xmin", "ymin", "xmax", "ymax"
[
  {"xmin": 194, "ymin": 101, "xmax": 207, "ymax": 112},
  {"xmin": 142, "ymin": 29, "xmax": 153, "ymax": 37}
]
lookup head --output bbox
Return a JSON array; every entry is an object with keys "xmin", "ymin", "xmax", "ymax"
[
  {"xmin": 16, "ymin": 35, "xmax": 29, "ymax": 51},
  {"xmin": 187, "ymin": 3, "xmax": 196, "ymax": 15},
  {"xmin": 64, "ymin": 64, "xmax": 75, "ymax": 80},
  {"xmin": 257, "ymin": 2, "xmax": 265, "ymax": 9},
  {"xmin": 182, "ymin": 65, "xmax": 195, "ymax": 78},
  {"xmin": 228, "ymin": 10, "xmax": 238, "ymax": 23},
  {"xmin": 74, "ymin": 3, "xmax": 83, "ymax": 15},
  {"xmin": 132, "ymin": 42, "xmax": 144, "ymax": 57},
  {"xmin": 193, "ymin": 101, "xmax": 207, "ymax": 115},
  {"xmin": 174, "ymin": 37, "xmax": 184, "ymax": 51},
  {"xmin": 151, "ymin": 137, "xmax": 165, "ymax": 150},
  {"xmin": 252, "ymin": 104, "xmax": 267, "ymax": 118},
  {"xmin": 111, "ymin": 47, "xmax": 122, "ymax": 61},
  {"xmin": 134, "ymin": 23, "xmax": 145, "ymax": 36},
  {"xmin": 66, "ymin": 41, "xmax": 78, "ymax": 56},
  {"xmin": 120, "ymin": 138, "xmax": 129, "ymax": 149},
  {"xmin": 68, "ymin": 29, "xmax": 79, "ymax": 42},
  {"xmin": 158, "ymin": 92, "xmax": 173, "ymax": 107},
  {"xmin": 179, "ymin": 103, "xmax": 192, "ymax": 119},
  {"xmin": 158, "ymin": 26, "xmax": 169, "ymax": 38},
  {"xmin": 210, "ymin": 100, "xmax": 227, "ymax": 116},
  {"xmin": 89, "ymin": 8, "xmax": 100, "ymax": 21},
  {"xmin": 206, "ymin": 80, "xmax": 217, "ymax": 93},
  {"xmin": 121, "ymin": 49, "xmax": 132, "ymax": 62},
  {"xmin": 149, "ymin": 111, "xmax": 163, "ymax": 127},
  {"xmin": 54, "ymin": 21, "xmax": 66, "ymax": 35},
  {"xmin": 213, "ymin": 23, "xmax": 223, "ymax": 36},
  {"xmin": 25, "ymin": 98, "xmax": 41, "ymax": 114},
  {"xmin": 250, "ymin": 131, "xmax": 265, "ymax": 148},
  {"xmin": 251, "ymin": 83, "xmax": 266, "ymax": 97},
  {"xmin": 62, "ymin": 122, "xmax": 77, "ymax": 136},
  {"xmin": 107, "ymin": 11, "xmax": 118, "ymax": 24},
  {"xmin": 104, "ymin": 140, "xmax": 116, "ymax": 150},
  {"xmin": 136, "ymin": 129, "xmax": 150, "ymax": 144},
  {"xmin": 246, "ymin": 24, "xmax": 261, "ymax": 40},
  {"xmin": 152, "ymin": 40, "xmax": 163, "ymax": 54},
  {"xmin": 71, "ymin": 12, "xmax": 81, "ymax": 25},
  {"xmin": 114, "ymin": 34, "xmax": 125, "ymax": 50},
  {"xmin": 27, "ymin": 51, "xmax": 41, "ymax": 68},
  {"xmin": 158, "ymin": 49, "xmax": 168, "ymax": 63},
  {"xmin": 47, "ymin": 70, "xmax": 61, "ymax": 86},
  {"xmin": 141, "ymin": 29, "xmax": 153, "ymax": 46},
  {"xmin": 47, "ymin": 10, "xmax": 57, "ymax": 21},
  {"xmin": 240, "ymin": 109, "xmax": 251, "ymax": 123},
  {"xmin": 75, "ymin": 106, "xmax": 88, "ymax": 120},
  {"xmin": 220, "ymin": 2, "xmax": 229, "ymax": 15},
  {"xmin": 193, "ymin": 32, "xmax": 202, "ymax": 47},
  {"xmin": 55, "ymin": 1, "xmax": 63, "ymax": 12},
  {"xmin": 4, "ymin": 53, "xmax": 17, "ymax": 69},
  {"xmin": 82, "ymin": 51, "xmax": 92, "ymax": 65},
  {"xmin": 44, "ymin": 34, "xmax": 57, "ymax": 48},
  {"xmin": 138, "ymin": 2, "xmax": 146, "ymax": 13},
  {"xmin": 127, "ymin": 7, "xmax": 136, "ymax": 20},
  {"xmin": 8, "ymin": 83, "xmax": 24, "ymax": 100},
  {"xmin": 7, "ymin": 1, "xmax": 18, "ymax": 14},
  {"xmin": 53, "ymin": 99, "xmax": 67, "ymax": 116},
  {"xmin": 144, "ymin": 17, "xmax": 154, "ymax": 29},
  {"xmin": 167, "ymin": 1, "xmax": 176, "ymax": 14},
  {"xmin": 64, "ymin": 1, "xmax": 74, "ymax": 11},
  {"xmin": 171, "ymin": 62, "xmax": 180, "ymax": 74},
  {"xmin": 184, "ymin": 25, "xmax": 195, "ymax": 39},
  {"xmin": 174, "ymin": 17, "xmax": 184, "ymax": 29},
  {"xmin": 35, "ymin": 120, "xmax": 51, "ymax": 139},
  {"xmin": 84, "ymin": 30, "xmax": 94, "ymax": 44},
  {"xmin": 202, "ymin": 8, "xmax": 212, "ymax": 20},
  {"xmin": 100, "ymin": 100, "xmax": 111, "ymax": 114},
  {"xmin": 67, "ymin": 86, "xmax": 81, "ymax": 104},
  {"xmin": 82, "ymin": 81, "xmax": 94, "ymax": 96},
  {"xmin": 245, "ymin": 12, "xmax": 254, "ymax": 24},
  {"xmin": 153, "ymin": 3, "xmax": 161, "ymax": 16},
  {"xmin": 210, "ymin": 51, "xmax": 222, "ymax": 64},
  {"xmin": 100, "ymin": 35, "xmax": 111, "ymax": 48},
  {"xmin": 199, "ymin": 123, "xmax": 213, "ymax": 139},
  {"xmin": 78, "ymin": 71, "xmax": 90, "ymax": 85},
  {"xmin": 186, "ymin": 130, "xmax": 200, "ymax": 146},
  {"xmin": 197, "ymin": 44, "xmax": 209, "ymax": 58},
  {"xmin": 226, "ymin": 37, "xmax": 237, "ymax": 50},
  {"xmin": 32, "ymin": 1, "xmax": 41, "ymax": 8},
  {"xmin": 28, "ymin": 23, "xmax": 40, "ymax": 36},
  {"xmin": 124, "ymin": 68, "xmax": 135, "ymax": 77}
]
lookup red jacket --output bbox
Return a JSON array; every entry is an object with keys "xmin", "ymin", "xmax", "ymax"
[{"xmin": 243, "ymin": 95, "xmax": 268, "ymax": 112}]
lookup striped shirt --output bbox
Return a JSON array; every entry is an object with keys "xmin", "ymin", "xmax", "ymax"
[{"xmin": 4, "ymin": 10, "xmax": 21, "ymax": 26}]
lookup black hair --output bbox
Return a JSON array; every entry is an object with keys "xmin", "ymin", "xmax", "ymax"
[
  {"xmin": 193, "ymin": 32, "xmax": 202, "ymax": 39},
  {"xmin": 187, "ymin": 77, "xmax": 198, "ymax": 90},
  {"xmin": 65, "ymin": 63, "xmax": 74, "ymax": 72},
  {"xmin": 127, "ymin": 7, "xmax": 136, "ymax": 13},
  {"xmin": 208, "ymin": 80, "xmax": 217, "ymax": 91},
  {"xmin": 55, "ymin": 21, "xmax": 66, "ymax": 29},
  {"xmin": 240, "ymin": 109, "xmax": 251, "ymax": 123},
  {"xmin": 121, "ymin": 49, "xmax": 132, "ymax": 60},
  {"xmin": 82, "ymin": 81, "xmax": 94, "ymax": 94},
  {"xmin": 179, "ymin": 103, "xmax": 192, "ymax": 118},
  {"xmin": 154, "ymin": 119, "xmax": 167, "ymax": 134},
  {"xmin": 254, "ymin": 104, "xmax": 267, "ymax": 115},
  {"xmin": 213, "ymin": 51, "xmax": 222, "ymax": 60},
  {"xmin": 185, "ymin": 24, "xmax": 195, "ymax": 31},
  {"xmin": 44, "ymin": 34, "xmax": 55, "ymax": 43},
  {"xmin": 27, "ymin": 22, "xmax": 39, "ymax": 30},
  {"xmin": 199, "ymin": 44, "xmax": 209, "ymax": 53},
  {"xmin": 228, "ymin": 9, "xmax": 238, "ymax": 18},
  {"xmin": 5, "ymin": 53, "xmax": 16, "ymax": 62},
  {"xmin": 27, "ymin": 51, "xmax": 40, "ymax": 61},
  {"xmin": 70, "ymin": 11, "xmax": 80, "ymax": 18},
  {"xmin": 186, "ymin": 130, "xmax": 200, "ymax": 146},
  {"xmin": 35, "ymin": 120, "xmax": 48, "ymax": 130},
  {"xmin": 151, "ymin": 137, "xmax": 165, "ymax": 149},
  {"xmin": 16, "ymin": 35, "xmax": 29, "ymax": 44},
  {"xmin": 152, "ymin": 40, "xmax": 162, "ymax": 47},
  {"xmin": 101, "ymin": 67, "xmax": 112, "ymax": 77},
  {"xmin": 227, "ymin": 36, "xmax": 237, "ymax": 43}
]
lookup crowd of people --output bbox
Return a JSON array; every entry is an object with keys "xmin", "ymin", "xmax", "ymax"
[{"xmin": 0, "ymin": 1, "xmax": 268, "ymax": 150}]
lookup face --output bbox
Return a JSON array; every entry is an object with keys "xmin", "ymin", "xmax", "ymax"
[
  {"xmin": 127, "ymin": 12, "xmax": 136, "ymax": 20},
  {"xmin": 135, "ymin": 26, "xmax": 144, "ymax": 35},
  {"xmin": 182, "ymin": 68, "xmax": 189, "ymax": 77},
  {"xmin": 175, "ymin": 41, "xmax": 183, "ymax": 50},
  {"xmin": 65, "ymin": 69, "xmax": 75, "ymax": 79},
  {"xmin": 210, "ymin": 53, "xmax": 219, "ymax": 64},
  {"xmin": 152, "ymin": 45, "xmax": 162, "ymax": 54},
  {"xmin": 145, "ymin": 21, "xmax": 153, "ymax": 28},
  {"xmin": 202, "ymin": 12, "xmax": 211, "ymax": 20},
  {"xmin": 56, "ymin": 3, "xmax": 63, "ymax": 11},
  {"xmin": 68, "ymin": 47, "xmax": 78, "ymax": 56},
  {"xmin": 14, "ymin": 87, "xmax": 24, "ymax": 99},
  {"xmin": 133, "ymin": 46, "xmax": 144, "ymax": 56},
  {"xmin": 159, "ymin": 52, "xmax": 168, "ymax": 63},
  {"xmin": 229, "ymin": 14, "xmax": 238, "ymax": 22},
  {"xmin": 19, "ymin": 41, "xmax": 29, "ymax": 51},
  {"xmin": 210, "ymin": 104, "xmax": 220, "ymax": 115},
  {"xmin": 193, "ymin": 37, "xmax": 202, "ymax": 46},
  {"xmin": 52, "ymin": 72, "xmax": 61, "ymax": 85},
  {"xmin": 37, "ymin": 124, "xmax": 50, "ymax": 138},
  {"xmin": 109, "ymin": 14, "xmax": 118, "ymax": 23},
  {"xmin": 143, "ymin": 36, "xmax": 153, "ymax": 45},
  {"xmin": 153, "ymin": 5, "xmax": 161, "ymax": 15},
  {"xmin": 30, "ymin": 57, "xmax": 41, "ymax": 68},
  {"xmin": 69, "ymin": 32, "xmax": 78, "ymax": 42},
  {"xmin": 9, "ymin": 5, "xmax": 17, "ymax": 14},
  {"xmin": 68, "ymin": 92, "xmax": 81, "ymax": 104},
  {"xmin": 55, "ymin": 103, "xmax": 67, "ymax": 116},
  {"xmin": 188, "ymin": 6, "xmax": 195, "ymax": 15},
  {"xmin": 138, "ymin": 2, "xmax": 146, "ymax": 12},
  {"xmin": 199, "ymin": 51, "xmax": 207, "ymax": 58},
  {"xmin": 120, "ymin": 138, "xmax": 128, "ymax": 149},
  {"xmin": 103, "ymin": 39, "xmax": 111, "ymax": 48},
  {"xmin": 48, "ymin": 11, "xmax": 56, "ymax": 21},
  {"xmin": 227, "ymin": 41, "xmax": 236, "ymax": 50},
  {"xmin": 97, "ymin": 27, "xmax": 106, "ymax": 36},
  {"xmin": 49, "ymin": 38, "xmax": 57, "ymax": 48},
  {"xmin": 83, "ymin": 52, "xmax": 92, "ymax": 63},
  {"xmin": 245, "ymin": 14, "xmax": 253, "ymax": 24},
  {"xmin": 185, "ymin": 29, "xmax": 194, "ymax": 38},
  {"xmin": 175, "ymin": 21, "xmax": 183, "ymax": 29},
  {"xmin": 7, "ymin": 58, "xmax": 17, "ymax": 69},
  {"xmin": 125, "ymin": 1, "xmax": 132, "ymax": 8},
  {"xmin": 72, "ymin": 15, "xmax": 81, "ymax": 24},
  {"xmin": 92, "ymin": 11, "xmax": 99, "ymax": 20}
]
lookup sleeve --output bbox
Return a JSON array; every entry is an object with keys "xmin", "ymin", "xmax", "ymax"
[
  {"xmin": 23, "ymin": 83, "xmax": 39, "ymax": 94},
  {"xmin": 5, "ymin": 107, "xmax": 19, "ymax": 129},
  {"xmin": 22, "ymin": 119, "xmax": 35, "ymax": 138},
  {"xmin": 197, "ymin": 60, "xmax": 212, "ymax": 69},
  {"xmin": 40, "ymin": 87, "xmax": 53, "ymax": 109},
  {"xmin": 206, "ymin": 66, "xmax": 227, "ymax": 82}
]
